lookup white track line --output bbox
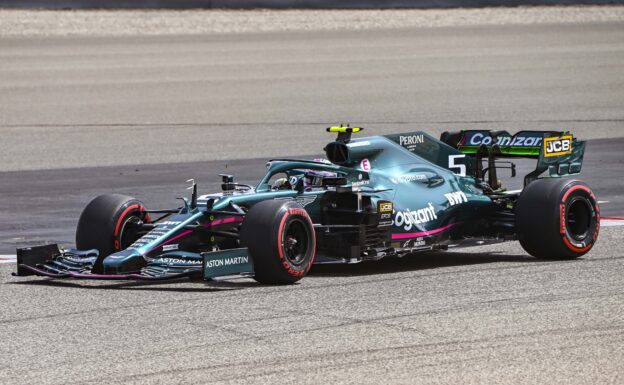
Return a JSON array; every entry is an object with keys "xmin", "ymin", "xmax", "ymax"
[
  {"xmin": 601, "ymin": 219, "xmax": 624, "ymax": 228},
  {"xmin": 0, "ymin": 255, "xmax": 17, "ymax": 265}
]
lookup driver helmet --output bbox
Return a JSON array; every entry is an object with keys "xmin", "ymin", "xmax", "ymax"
[
  {"xmin": 304, "ymin": 170, "xmax": 338, "ymax": 186},
  {"xmin": 271, "ymin": 177, "xmax": 291, "ymax": 190}
]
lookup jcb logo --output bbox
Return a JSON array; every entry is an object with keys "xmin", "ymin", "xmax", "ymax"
[
  {"xmin": 544, "ymin": 135, "xmax": 573, "ymax": 157},
  {"xmin": 379, "ymin": 202, "xmax": 393, "ymax": 213}
]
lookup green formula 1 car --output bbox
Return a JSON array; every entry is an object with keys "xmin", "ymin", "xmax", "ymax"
[{"xmin": 14, "ymin": 127, "xmax": 600, "ymax": 284}]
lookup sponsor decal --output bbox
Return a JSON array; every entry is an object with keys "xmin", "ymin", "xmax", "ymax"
[
  {"xmin": 394, "ymin": 203, "xmax": 438, "ymax": 231},
  {"xmin": 58, "ymin": 255, "xmax": 95, "ymax": 264},
  {"xmin": 401, "ymin": 237, "xmax": 426, "ymax": 248},
  {"xmin": 379, "ymin": 216, "xmax": 392, "ymax": 227},
  {"xmin": 153, "ymin": 257, "xmax": 201, "ymax": 265},
  {"xmin": 352, "ymin": 180, "xmax": 370, "ymax": 187},
  {"xmin": 379, "ymin": 202, "xmax": 393, "ymax": 213},
  {"xmin": 544, "ymin": 135, "xmax": 573, "ymax": 157},
  {"xmin": 203, "ymin": 248, "xmax": 254, "ymax": 279},
  {"xmin": 275, "ymin": 195, "xmax": 317, "ymax": 208},
  {"xmin": 292, "ymin": 196, "xmax": 316, "ymax": 208},
  {"xmin": 467, "ymin": 132, "xmax": 543, "ymax": 147},
  {"xmin": 313, "ymin": 158, "xmax": 332, "ymax": 164},
  {"xmin": 205, "ymin": 255, "xmax": 250, "ymax": 269},
  {"xmin": 158, "ymin": 221, "xmax": 183, "ymax": 226},
  {"xmin": 360, "ymin": 158, "xmax": 372, "ymax": 171},
  {"xmin": 162, "ymin": 244, "xmax": 179, "ymax": 252},
  {"xmin": 131, "ymin": 240, "xmax": 148, "ymax": 248},
  {"xmin": 346, "ymin": 140, "xmax": 370, "ymax": 148},
  {"xmin": 399, "ymin": 134, "xmax": 425, "ymax": 150},
  {"xmin": 379, "ymin": 201, "xmax": 394, "ymax": 226},
  {"xmin": 390, "ymin": 173, "xmax": 427, "ymax": 184},
  {"xmin": 131, "ymin": 220, "xmax": 187, "ymax": 248},
  {"xmin": 444, "ymin": 191, "xmax": 468, "ymax": 206}
]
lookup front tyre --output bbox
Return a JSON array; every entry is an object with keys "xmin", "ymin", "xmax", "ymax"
[
  {"xmin": 76, "ymin": 194, "xmax": 150, "ymax": 272},
  {"xmin": 240, "ymin": 200, "xmax": 316, "ymax": 284},
  {"xmin": 516, "ymin": 179, "xmax": 600, "ymax": 259}
]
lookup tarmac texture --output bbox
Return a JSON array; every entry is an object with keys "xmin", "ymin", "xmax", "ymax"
[
  {"xmin": 1, "ymin": 20, "xmax": 624, "ymax": 171},
  {"xmin": 1, "ymin": 7, "xmax": 624, "ymax": 37},
  {"xmin": 0, "ymin": 10, "xmax": 623, "ymax": 385}
]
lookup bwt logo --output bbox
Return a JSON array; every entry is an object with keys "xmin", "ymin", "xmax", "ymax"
[
  {"xmin": 444, "ymin": 191, "xmax": 468, "ymax": 206},
  {"xmin": 544, "ymin": 135, "xmax": 573, "ymax": 157}
]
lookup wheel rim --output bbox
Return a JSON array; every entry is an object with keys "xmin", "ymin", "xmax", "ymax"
[
  {"xmin": 566, "ymin": 197, "xmax": 592, "ymax": 241},
  {"xmin": 282, "ymin": 219, "xmax": 309, "ymax": 266},
  {"xmin": 118, "ymin": 215, "xmax": 142, "ymax": 250}
]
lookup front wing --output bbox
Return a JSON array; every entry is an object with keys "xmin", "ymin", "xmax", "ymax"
[{"xmin": 14, "ymin": 244, "xmax": 254, "ymax": 281}]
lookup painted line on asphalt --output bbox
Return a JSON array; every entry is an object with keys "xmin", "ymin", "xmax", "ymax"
[
  {"xmin": 601, "ymin": 218, "xmax": 624, "ymax": 227},
  {"xmin": 0, "ymin": 255, "xmax": 17, "ymax": 264}
]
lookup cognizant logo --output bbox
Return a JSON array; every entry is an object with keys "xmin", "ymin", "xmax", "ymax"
[
  {"xmin": 468, "ymin": 133, "xmax": 543, "ymax": 147},
  {"xmin": 394, "ymin": 203, "xmax": 438, "ymax": 231}
]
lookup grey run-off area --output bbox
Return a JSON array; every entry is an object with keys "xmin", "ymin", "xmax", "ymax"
[
  {"xmin": 0, "ymin": 9, "xmax": 623, "ymax": 385},
  {"xmin": 2, "ymin": 7, "xmax": 624, "ymax": 37},
  {"xmin": 1, "ymin": 8, "xmax": 624, "ymax": 172},
  {"xmin": 2, "ymin": 0, "xmax": 624, "ymax": 10}
]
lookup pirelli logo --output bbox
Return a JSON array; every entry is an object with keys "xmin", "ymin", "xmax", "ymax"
[
  {"xmin": 544, "ymin": 135, "xmax": 573, "ymax": 157},
  {"xmin": 379, "ymin": 202, "xmax": 393, "ymax": 213}
]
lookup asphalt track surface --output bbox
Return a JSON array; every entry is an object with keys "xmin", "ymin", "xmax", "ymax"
[
  {"xmin": 1, "ymin": 21, "xmax": 624, "ymax": 385},
  {"xmin": 2, "ymin": 22, "xmax": 624, "ymax": 171}
]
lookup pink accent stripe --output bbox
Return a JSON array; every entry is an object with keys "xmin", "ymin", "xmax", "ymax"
[
  {"xmin": 0, "ymin": 256, "xmax": 16, "ymax": 260},
  {"xmin": 149, "ymin": 229, "xmax": 193, "ymax": 252},
  {"xmin": 203, "ymin": 216, "xmax": 244, "ymax": 228},
  {"xmin": 391, "ymin": 222, "xmax": 461, "ymax": 240},
  {"xmin": 602, "ymin": 216, "xmax": 624, "ymax": 221}
]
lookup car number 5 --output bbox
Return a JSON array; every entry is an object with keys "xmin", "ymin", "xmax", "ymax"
[{"xmin": 448, "ymin": 155, "xmax": 467, "ymax": 176}]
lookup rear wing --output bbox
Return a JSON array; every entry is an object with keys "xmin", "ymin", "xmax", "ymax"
[{"xmin": 441, "ymin": 130, "xmax": 586, "ymax": 187}]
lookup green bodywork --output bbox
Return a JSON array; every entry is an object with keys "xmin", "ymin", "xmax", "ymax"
[{"xmin": 99, "ymin": 129, "xmax": 586, "ymax": 274}]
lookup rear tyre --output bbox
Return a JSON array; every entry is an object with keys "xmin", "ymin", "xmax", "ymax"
[
  {"xmin": 240, "ymin": 200, "xmax": 316, "ymax": 284},
  {"xmin": 76, "ymin": 194, "xmax": 150, "ymax": 272},
  {"xmin": 516, "ymin": 179, "xmax": 600, "ymax": 259}
]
